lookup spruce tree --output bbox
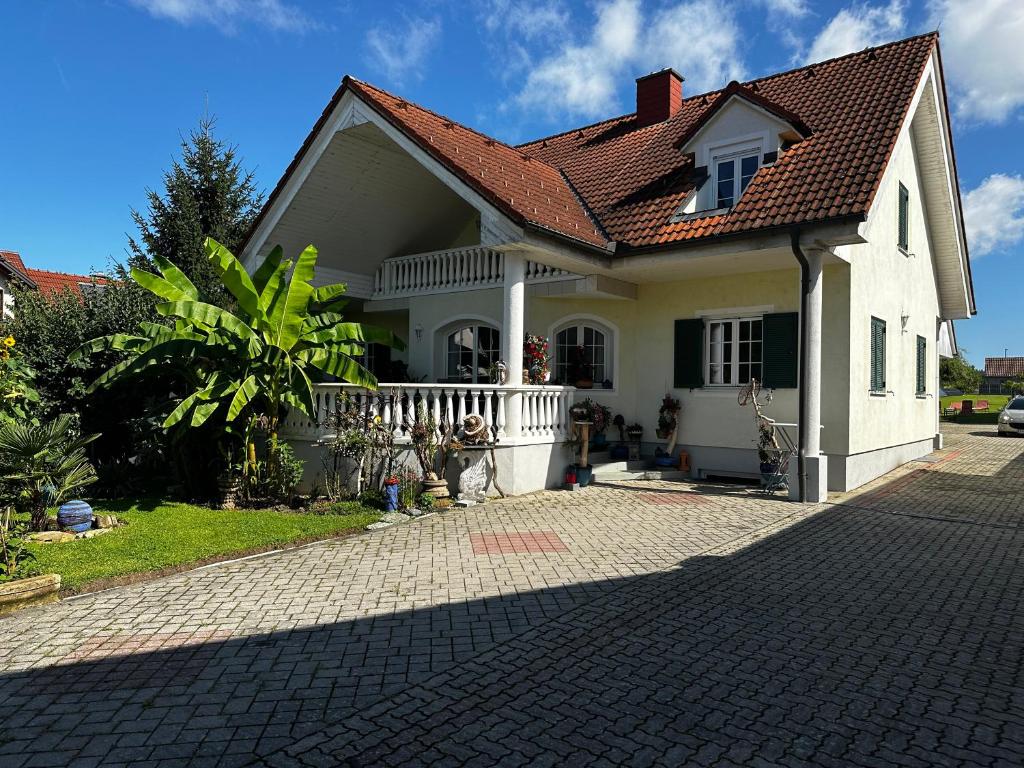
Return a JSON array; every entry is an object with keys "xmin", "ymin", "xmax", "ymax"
[{"xmin": 129, "ymin": 117, "xmax": 264, "ymax": 306}]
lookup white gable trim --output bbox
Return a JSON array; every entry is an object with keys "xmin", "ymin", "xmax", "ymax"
[
  {"xmin": 241, "ymin": 88, "xmax": 523, "ymax": 270},
  {"xmin": 679, "ymin": 94, "xmax": 798, "ymax": 156}
]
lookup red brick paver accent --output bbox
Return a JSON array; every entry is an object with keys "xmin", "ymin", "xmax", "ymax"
[
  {"xmin": 62, "ymin": 629, "xmax": 235, "ymax": 663},
  {"xmin": 470, "ymin": 531, "xmax": 569, "ymax": 555}
]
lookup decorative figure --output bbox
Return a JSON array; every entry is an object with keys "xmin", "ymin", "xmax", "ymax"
[
  {"xmin": 457, "ymin": 455, "xmax": 488, "ymax": 504},
  {"xmin": 461, "ymin": 413, "xmax": 488, "ymax": 444}
]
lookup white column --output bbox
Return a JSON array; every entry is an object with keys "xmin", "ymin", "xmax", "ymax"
[
  {"xmin": 802, "ymin": 248, "xmax": 827, "ymax": 502},
  {"xmin": 503, "ymin": 251, "xmax": 526, "ymax": 439}
]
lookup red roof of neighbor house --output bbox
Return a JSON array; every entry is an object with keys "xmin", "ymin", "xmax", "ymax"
[
  {"xmin": 984, "ymin": 358, "xmax": 1024, "ymax": 378},
  {"xmin": 24, "ymin": 268, "xmax": 108, "ymax": 297},
  {"xmin": 249, "ymin": 33, "xmax": 944, "ymax": 255},
  {"xmin": 0, "ymin": 250, "xmax": 34, "ymax": 284}
]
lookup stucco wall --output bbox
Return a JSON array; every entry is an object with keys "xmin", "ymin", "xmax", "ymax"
[
  {"xmin": 0, "ymin": 274, "xmax": 14, "ymax": 318},
  {"xmin": 843, "ymin": 120, "xmax": 942, "ymax": 456}
]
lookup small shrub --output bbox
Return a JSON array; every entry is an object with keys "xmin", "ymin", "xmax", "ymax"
[
  {"xmin": 0, "ymin": 507, "xmax": 40, "ymax": 583},
  {"xmin": 416, "ymin": 492, "xmax": 437, "ymax": 512},
  {"xmin": 358, "ymin": 488, "xmax": 387, "ymax": 511}
]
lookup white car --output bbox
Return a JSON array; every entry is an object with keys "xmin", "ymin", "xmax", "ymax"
[{"xmin": 998, "ymin": 397, "xmax": 1024, "ymax": 435}]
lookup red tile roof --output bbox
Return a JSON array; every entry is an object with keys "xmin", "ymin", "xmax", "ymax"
[
  {"xmin": 249, "ymin": 33, "xmax": 942, "ymax": 255},
  {"xmin": 984, "ymin": 358, "xmax": 1024, "ymax": 378},
  {"xmin": 24, "ymin": 268, "xmax": 108, "ymax": 297},
  {"xmin": 0, "ymin": 250, "xmax": 33, "ymax": 284}
]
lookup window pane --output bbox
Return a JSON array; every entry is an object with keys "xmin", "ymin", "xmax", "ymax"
[
  {"xmin": 716, "ymin": 159, "xmax": 735, "ymax": 208},
  {"xmin": 740, "ymin": 154, "xmax": 759, "ymax": 193},
  {"xmin": 477, "ymin": 327, "xmax": 499, "ymax": 380},
  {"xmin": 709, "ymin": 321, "xmax": 724, "ymax": 384},
  {"xmin": 448, "ymin": 327, "xmax": 475, "ymax": 380},
  {"xmin": 556, "ymin": 327, "xmax": 577, "ymax": 383}
]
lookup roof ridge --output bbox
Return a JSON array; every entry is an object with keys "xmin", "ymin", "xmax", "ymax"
[
  {"xmin": 26, "ymin": 267, "xmax": 106, "ymax": 279},
  {"xmin": 745, "ymin": 30, "xmax": 939, "ymax": 89},
  {"xmin": 516, "ymin": 32, "xmax": 938, "ymax": 149},
  {"xmin": 517, "ymin": 112, "xmax": 634, "ymax": 149},
  {"xmin": 348, "ymin": 77, "xmax": 527, "ymax": 157}
]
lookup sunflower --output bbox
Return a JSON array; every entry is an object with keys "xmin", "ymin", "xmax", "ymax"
[{"xmin": 1, "ymin": 336, "xmax": 14, "ymax": 348}]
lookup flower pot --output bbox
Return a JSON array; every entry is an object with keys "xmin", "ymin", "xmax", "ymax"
[
  {"xmin": 575, "ymin": 378, "xmax": 594, "ymax": 389},
  {"xmin": 0, "ymin": 574, "xmax": 61, "ymax": 616},
  {"xmin": 654, "ymin": 454, "xmax": 675, "ymax": 467},
  {"xmin": 422, "ymin": 478, "xmax": 450, "ymax": 499},
  {"xmin": 760, "ymin": 462, "xmax": 780, "ymax": 485},
  {"xmin": 384, "ymin": 484, "xmax": 400, "ymax": 511},
  {"xmin": 56, "ymin": 500, "xmax": 93, "ymax": 533},
  {"xmin": 590, "ymin": 433, "xmax": 608, "ymax": 452},
  {"xmin": 574, "ymin": 464, "xmax": 593, "ymax": 487},
  {"xmin": 609, "ymin": 444, "xmax": 628, "ymax": 460}
]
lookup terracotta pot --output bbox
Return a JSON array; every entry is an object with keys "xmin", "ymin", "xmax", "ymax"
[
  {"xmin": 422, "ymin": 478, "xmax": 450, "ymax": 499},
  {"xmin": 575, "ymin": 378, "xmax": 594, "ymax": 389},
  {"xmin": 0, "ymin": 574, "xmax": 61, "ymax": 616}
]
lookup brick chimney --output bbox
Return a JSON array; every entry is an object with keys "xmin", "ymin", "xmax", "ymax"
[{"xmin": 636, "ymin": 68, "xmax": 684, "ymax": 128}]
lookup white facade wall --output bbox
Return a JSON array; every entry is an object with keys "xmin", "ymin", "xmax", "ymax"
[
  {"xmin": 0, "ymin": 274, "xmax": 13, "ymax": 318},
  {"xmin": 839, "ymin": 118, "xmax": 943, "ymax": 476}
]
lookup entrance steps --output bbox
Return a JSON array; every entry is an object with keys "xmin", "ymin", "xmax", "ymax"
[{"xmin": 588, "ymin": 457, "xmax": 689, "ymax": 483}]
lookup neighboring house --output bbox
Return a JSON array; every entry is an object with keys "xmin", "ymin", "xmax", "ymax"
[
  {"xmin": 0, "ymin": 250, "xmax": 36, "ymax": 318},
  {"xmin": 0, "ymin": 249, "xmax": 107, "ymax": 317},
  {"xmin": 982, "ymin": 357, "xmax": 1024, "ymax": 394},
  {"xmin": 244, "ymin": 32, "xmax": 975, "ymax": 502}
]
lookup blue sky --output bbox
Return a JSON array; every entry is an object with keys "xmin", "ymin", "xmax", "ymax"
[{"xmin": 1, "ymin": 0, "xmax": 1022, "ymax": 365}]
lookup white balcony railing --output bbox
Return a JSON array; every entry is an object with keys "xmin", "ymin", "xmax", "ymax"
[
  {"xmin": 281, "ymin": 383, "xmax": 576, "ymax": 444},
  {"xmin": 372, "ymin": 246, "xmax": 573, "ymax": 299}
]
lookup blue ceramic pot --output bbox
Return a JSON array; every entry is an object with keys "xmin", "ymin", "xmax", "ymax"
[
  {"xmin": 575, "ymin": 465, "xmax": 593, "ymax": 487},
  {"xmin": 385, "ymin": 485, "xmax": 399, "ymax": 512},
  {"xmin": 57, "ymin": 500, "xmax": 93, "ymax": 533},
  {"xmin": 609, "ymin": 444, "xmax": 629, "ymax": 460},
  {"xmin": 654, "ymin": 455, "xmax": 675, "ymax": 468}
]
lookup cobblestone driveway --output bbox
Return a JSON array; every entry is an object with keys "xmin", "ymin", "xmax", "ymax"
[{"xmin": 1, "ymin": 424, "xmax": 1021, "ymax": 767}]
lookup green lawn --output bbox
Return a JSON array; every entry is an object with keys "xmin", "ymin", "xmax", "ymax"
[
  {"xmin": 939, "ymin": 394, "xmax": 1009, "ymax": 424},
  {"xmin": 30, "ymin": 500, "xmax": 379, "ymax": 593}
]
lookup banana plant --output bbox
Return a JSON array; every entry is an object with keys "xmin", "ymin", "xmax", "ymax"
[{"xmin": 72, "ymin": 238, "xmax": 405, "ymax": 469}]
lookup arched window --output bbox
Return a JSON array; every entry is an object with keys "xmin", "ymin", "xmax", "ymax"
[
  {"xmin": 442, "ymin": 323, "xmax": 500, "ymax": 383},
  {"xmin": 554, "ymin": 320, "xmax": 613, "ymax": 386}
]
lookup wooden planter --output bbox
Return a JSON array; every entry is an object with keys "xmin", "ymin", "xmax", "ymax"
[{"xmin": 0, "ymin": 574, "xmax": 61, "ymax": 616}]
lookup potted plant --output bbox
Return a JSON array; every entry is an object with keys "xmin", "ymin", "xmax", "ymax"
[
  {"xmin": 565, "ymin": 410, "xmax": 594, "ymax": 487},
  {"xmin": 626, "ymin": 422, "xmax": 644, "ymax": 440},
  {"xmin": 523, "ymin": 334, "xmax": 550, "ymax": 384},
  {"xmin": 568, "ymin": 346, "xmax": 594, "ymax": 389},
  {"xmin": 657, "ymin": 394, "xmax": 681, "ymax": 439},
  {"xmin": 574, "ymin": 398, "xmax": 611, "ymax": 452},
  {"xmin": 383, "ymin": 475, "xmax": 400, "ymax": 511},
  {"xmin": 757, "ymin": 418, "xmax": 782, "ymax": 485},
  {"xmin": 410, "ymin": 408, "xmax": 449, "ymax": 498},
  {"xmin": 0, "ymin": 506, "xmax": 60, "ymax": 616}
]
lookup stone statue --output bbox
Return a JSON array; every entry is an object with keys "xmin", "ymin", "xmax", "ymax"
[{"xmin": 457, "ymin": 454, "xmax": 488, "ymax": 503}]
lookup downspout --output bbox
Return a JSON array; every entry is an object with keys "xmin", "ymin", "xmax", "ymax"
[{"xmin": 789, "ymin": 228, "xmax": 809, "ymax": 503}]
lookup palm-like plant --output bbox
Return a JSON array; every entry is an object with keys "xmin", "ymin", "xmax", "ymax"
[
  {"xmin": 73, "ymin": 238, "xmax": 404, "ymax": 474},
  {"xmin": 0, "ymin": 415, "xmax": 99, "ymax": 531}
]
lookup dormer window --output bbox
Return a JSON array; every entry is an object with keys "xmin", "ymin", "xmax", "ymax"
[{"xmin": 715, "ymin": 148, "xmax": 760, "ymax": 209}]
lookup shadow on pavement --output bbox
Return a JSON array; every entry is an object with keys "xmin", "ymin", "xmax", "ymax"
[{"xmin": 1, "ymin": 442, "xmax": 1022, "ymax": 767}]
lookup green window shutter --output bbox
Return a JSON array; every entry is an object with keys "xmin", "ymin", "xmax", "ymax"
[
  {"xmin": 870, "ymin": 317, "xmax": 886, "ymax": 391},
  {"xmin": 916, "ymin": 335, "xmax": 926, "ymax": 394},
  {"xmin": 673, "ymin": 319, "xmax": 704, "ymax": 388},
  {"xmin": 898, "ymin": 183, "xmax": 909, "ymax": 251},
  {"xmin": 762, "ymin": 312, "xmax": 799, "ymax": 388}
]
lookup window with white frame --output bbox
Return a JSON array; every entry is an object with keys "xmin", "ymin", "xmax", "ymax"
[
  {"xmin": 714, "ymin": 148, "xmax": 760, "ymax": 209},
  {"xmin": 554, "ymin": 321, "xmax": 612, "ymax": 385},
  {"xmin": 443, "ymin": 323, "xmax": 500, "ymax": 383},
  {"xmin": 705, "ymin": 317, "xmax": 763, "ymax": 386}
]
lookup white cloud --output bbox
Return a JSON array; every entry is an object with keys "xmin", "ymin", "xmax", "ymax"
[
  {"xmin": 479, "ymin": 0, "xmax": 570, "ymax": 41},
  {"xmin": 963, "ymin": 174, "xmax": 1024, "ymax": 257},
  {"xmin": 129, "ymin": 0, "xmax": 316, "ymax": 33},
  {"xmin": 365, "ymin": 16, "xmax": 442, "ymax": 85},
  {"xmin": 757, "ymin": 0, "xmax": 810, "ymax": 17},
  {"xmin": 927, "ymin": 0, "xmax": 1024, "ymax": 124},
  {"xmin": 805, "ymin": 0, "xmax": 905, "ymax": 64},
  {"xmin": 515, "ymin": 0, "xmax": 743, "ymax": 121}
]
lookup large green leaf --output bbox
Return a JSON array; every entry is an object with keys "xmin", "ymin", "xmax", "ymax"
[
  {"xmin": 154, "ymin": 255, "xmax": 199, "ymax": 300},
  {"xmin": 252, "ymin": 245, "xmax": 284, "ymax": 296},
  {"xmin": 227, "ymin": 374, "xmax": 261, "ymax": 421},
  {"xmin": 302, "ymin": 323, "xmax": 405, "ymax": 350},
  {"xmin": 131, "ymin": 267, "xmax": 197, "ymax": 303},
  {"xmin": 156, "ymin": 300, "xmax": 258, "ymax": 342},
  {"xmin": 206, "ymin": 237, "xmax": 261, "ymax": 317},
  {"xmin": 267, "ymin": 245, "xmax": 318, "ymax": 351},
  {"xmin": 69, "ymin": 333, "xmax": 147, "ymax": 361},
  {"xmin": 297, "ymin": 349, "xmax": 377, "ymax": 389}
]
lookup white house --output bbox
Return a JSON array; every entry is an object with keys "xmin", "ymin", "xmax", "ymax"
[
  {"xmin": 241, "ymin": 32, "xmax": 974, "ymax": 502},
  {"xmin": 0, "ymin": 251, "xmax": 34, "ymax": 318}
]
